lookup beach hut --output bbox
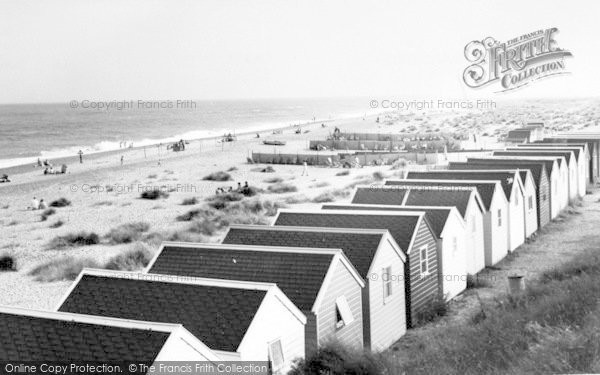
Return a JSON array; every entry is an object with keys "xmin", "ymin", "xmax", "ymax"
[
  {"xmin": 498, "ymin": 150, "xmax": 579, "ymax": 201},
  {"xmin": 321, "ymin": 204, "xmax": 467, "ymax": 301},
  {"xmin": 516, "ymin": 143, "xmax": 589, "ymax": 195},
  {"xmin": 352, "ymin": 185, "xmax": 486, "ymax": 274},
  {"xmin": 505, "ymin": 129, "xmax": 533, "ymax": 144},
  {"xmin": 452, "ymin": 160, "xmax": 552, "ymax": 227},
  {"xmin": 0, "ymin": 306, "xmax": 220, "ymax": 362},
  {"xmin": 387, "ymin": 179, "xmax": 510, "ymax": 261},
  {"xmin": 492, "ymin": 153, "xmax": 568, "ymax": 211},
  {"xmin": 272, "ymin": 210, "xmax": 439, "ymax": 330},
  {"xmin": 222, "ymin": 225, "xmax": 407, "ymax": 350},
  {"xmin": 145, "ymin": 242, "xmax": 364, "ymax": 356},
  {"xmin": 57, "ymin": 269, "xmax": 306, "ymax": 372},
  {"xmin": 467, "ymin": 157, "xmax": 560, "ymax": 219},
  {"xmin": 439, "ymin": 168, "xmax": 539, "ymax": 238},
  {"xmin": 540, "ymin": 137, "xmax": 599, "ymax": 183},
  {"xmin": 405, "ymin": 170, "xmax": 534, "ymax": 242}
]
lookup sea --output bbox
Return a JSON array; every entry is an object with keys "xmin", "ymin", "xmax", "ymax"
[{"xmin": 0, "ymin": 98, "xmax": 379, "ymax": 169}]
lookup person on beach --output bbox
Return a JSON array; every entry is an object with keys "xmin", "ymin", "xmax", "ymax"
[
  {"xmin": 78, "ymin": 150, "xmax": 83, "ymax": 163},
  {"xmin": 30, "ymin": 197, "xmax": 39, "ymax": 210},
  {"xmin": 39, "ymin": 199, "xmax": 48, "ymax": 210},
  {"xmin": 36, "ymin": 158, "xmax": 42, "ymax": 167},
  {"xmin": 301, "ymin": 160, "xmax": 309, "ymax": 176},
  {"xmin": 120, "ymin": 155, "xmax": 124, "ymax": 166},
  {"xmin": 0, "ymin": 174, "xmax": 10, "ymax": 183}
]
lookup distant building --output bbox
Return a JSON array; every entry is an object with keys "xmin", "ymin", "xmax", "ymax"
[{"xmin": 505, "ymin": 123, "xmax": 545, "ymax": 143}]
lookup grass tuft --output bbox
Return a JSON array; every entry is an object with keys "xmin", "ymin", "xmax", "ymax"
[
  {"xmin": 28, "ymin": 256, "xmax": 101, "ymax": 282},
  {"xmin": 202, "ymin": 171, "xmax": 232, "ymax": 181},
  {"xmin": 50, "ymin": 198, "xmax": 71, "ymax": 207},
  {"xmin": 0, "ymin": 255, "xmax": 16, "ymax": 271},
  {"xmin": 263, "ymin": 176, "xmax": 283, "ymax": 183},
  {"xmin": 106, "ymin": 222, "xmax": 150, "ymax": 244},
  {"xmin": 50, "ymin": 220, "xmax": 64, "ymax": 229},
  {"xmin": 49, "ymin": 231, "xmax": 100, "ymax": 248},
  {"xmin": 40, "ymin": 208, "xmax": 56, "ymax": 221},
  {"xmin": 105, "ymin": 243, "xmax": 154, "ymax": 271},
  {"xmin": 267, "ymin": 183, "xmax": 298, "ymax": 194},
  {"xmin": 140, "ymin": 189, "xmax": 169, "ymax": 200},
  {"xmin": 181, "ymin": 197, "xmax": 199, "ymax": 205}
]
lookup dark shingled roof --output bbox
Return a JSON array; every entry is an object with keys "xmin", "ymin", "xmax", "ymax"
[
  {"xmin": 223, "ymin": 227, "xmax": 386, "ymax": 278},
  {"xmin": 499, "ymin": 150, "xmax": 573, "ymax": 165},
  {"xmin": 149, "ymin": 245, "xmax": 335, "ymax": 311},
  {"xmin": 506, "ymin": 130, "xmax": 532, "ymax": 141},
  {"xmin": 0, "ymin": 312, "xmax": 169, "ymax": 361},
  {"xmin": 402, "ymin": 189, "xmax": 475, "ymax": 218},
  {"xmin": 494, "ymin": 151, "xmax": 568, "ymax": 167},
  {"xmin": 461, "ymin": 159, "xmax": 548, "ymax": 187},
  {"xmin": 405, "ymin": 171, "xmax": 519, "ymax": 201},
  {"xmin": 352, "ymin": 186, "xmax": 407, "ymax": 205},
  {"xmin": 352, "ymin": 186, "xmax": 475, "ymax": 218},
  {"xmin": 322, "ymin": 204, "xmax": 451, "ymax": 238},
  {"xmin": 275, "ymin": 211, "xmax": 420, "ymax": 254},
  {"xmin": 386, "ymin": 180, "xmax": 497, "ymax": 211},
  {"xmin": 515, "ymin": 145, "xmax": 582, "ymax": 161},
  {"xmin": 488, "ymin": 154, "xmax": 559, "ymax": 174},
  {"xmin": 444, "ymin": 166, "xmax": 534, "ymax": 193},
  {"xmin": 58, "ymin": 275, "xmax": 266, "ymax": 352}
]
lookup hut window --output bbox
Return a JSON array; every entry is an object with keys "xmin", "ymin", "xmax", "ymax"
[
  {"xmin": 382, "ymin": 266, "xmax": 393, "ymax": 300},
  {"xmin": 420, "ymin": 246, "xmax": 429, "ymax": 276},
  {"xmin": 497, "ymin": 209, "xmax": 502, "ymax": 226},
  {"xmin": 528, "ymin": 196, "xmax": 533, "ymax": 210},
  {"xmin": 335, "ymin": 296, "xmax": 355, "ymax": 327},
  {"xmin": 268, "ymin": 339, "xmax": 285, "ymax": 371}
]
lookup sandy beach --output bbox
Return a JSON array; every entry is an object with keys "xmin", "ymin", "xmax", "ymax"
[{"xmin": 0, "ymin": 114, "xmax": 402, "ymax": 309}]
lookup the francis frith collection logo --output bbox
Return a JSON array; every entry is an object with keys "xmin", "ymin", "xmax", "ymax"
[{"xmin": 463, "ymin": 27, "xmax": 572, "ymax": 92}]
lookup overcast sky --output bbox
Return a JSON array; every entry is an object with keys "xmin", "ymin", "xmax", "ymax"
[{"xmin": 1, "ymin": 0, "xmax": 598, "ymax": 103}]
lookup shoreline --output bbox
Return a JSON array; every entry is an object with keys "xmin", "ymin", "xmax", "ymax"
[{"xmin": 0, "ymin": 116, "xmax": 350, "ymax": 177}]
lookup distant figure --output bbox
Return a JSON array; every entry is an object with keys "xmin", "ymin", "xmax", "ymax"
[
  {"xmin": 256, "ymin": 133, "xmax": 260, "ymax": 138},
  {"xmin": 227, "ymin": 186, "xmax": 233, "ymax": 193},
  {"xmin": 43, "ymin": 159, "xmax": 50, "ymax": 167},
  {"xmin": 37, "ymin": 158, "xmax": 42, "ymax": 167},
  {"xmin": 30, "ymin": 197, "xmax": 39, "ymax": 210},
  {"xmin": 236, "ymin": 182, "xmax": 242, "ymax": 192},
  {"xmin": 78, "ymin": 150, "xmax": 83, "ymax": 163},
  {"xmin": 244, "ymin": 181, "xmax": 249, "ymax": 189},
  {"xmin": 120, "ymin": 155, "xmax": 124, "ymax": 166},
  {"xmin": 301, "ymin": 161, "xmax": 309, "ymax": 176},
  {"xmin": 0, "ymin": 174, "xmax": 10, "ymax": 183},
  {"xmin": 321, "ymin": 123, "xmax": 326, "ymax": 128},
  {"xmin": 60, "ymin": 164, "xmax": 68, "ymax": 174},
  {"xmin": 39, "ymin": 199, "xmax": 48, "ymax": 210}
]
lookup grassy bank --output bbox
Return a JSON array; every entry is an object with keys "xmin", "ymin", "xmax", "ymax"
[{"xmin": 294, "ymin": 248, "xmax": 600, "ymax": 375}]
